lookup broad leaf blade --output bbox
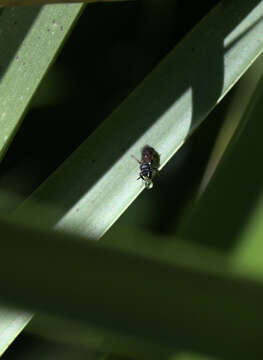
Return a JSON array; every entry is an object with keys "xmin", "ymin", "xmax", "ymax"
[
  {"xmin": 0, "ymin": 3, "xmax": 84, "ymax": 355},
  {"xmin": 2, "ymin": 0, "xmax": 263, "ymax": 356},
  {"xmin": 0, "ymin": 4, "xmax": 84, "ymax": 161},
  {"xmin": 15, "ymin": 0, "xmax": 263, "ymax": 238},
  {"xmin": 0, "ymin": 307, "xmax": 32, "ymax": 355},
  {"xmin": 1, "ymin": 218, "xmax": 263, "ymax": 358},
  {"xmin": 178, "ymin": 74, "xmax": 263, "ymax": 253}
]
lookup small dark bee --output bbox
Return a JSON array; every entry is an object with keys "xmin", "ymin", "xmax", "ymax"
[{"xmin": 133, "ymin": 145, "xmax": 160, "ymax": 189}]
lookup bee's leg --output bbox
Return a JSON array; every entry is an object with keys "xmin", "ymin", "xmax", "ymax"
[{"xmin": 145, "ymin": 180, "xmax": 153, "ymax": 189}]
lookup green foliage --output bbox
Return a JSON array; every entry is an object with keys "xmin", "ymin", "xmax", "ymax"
[
  {"xmin": 0, "ymin": 3, "xmax": 84, "ymax": 161},
  {"xmin": 1, "ymin": 216, "xmax": 263, "ymax": 359},
  {"xmin": 1, "ymin": 0, "xmax": 263, "ymax": 359}
]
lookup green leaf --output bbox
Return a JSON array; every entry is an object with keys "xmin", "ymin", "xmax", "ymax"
[
  {"xmin": 178, "ymin": 73, "xmax": 263, "ymax": 253},
  {"xmin": 15, "ymin": 0, "xmax": 263, "ymax": 239},
  {"xmin": 2, "ymin": 0, "xmax": 263, "ymax": 356},
  {"xmin": 0, "ymin": 4, "xmax": 84, "ymax": 162},
  {"xmin": 0, "ymin": 3, "xmax": 84, "ymax": 355},
  {"xmin": 0, "ymin": 306, "xmax": 32, "ymax": 355},
  {"xmin": 0, "ymin": 0, "xmax": 133, "ymax": 6},
  {"xmin": 1, "ymin": 217, "xmax": 263, "ymax": 359}
]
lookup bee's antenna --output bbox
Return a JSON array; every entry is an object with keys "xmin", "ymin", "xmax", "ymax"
[{"xmin": 131, "ymin": 155, "xmax": 140, "ymax": 164}]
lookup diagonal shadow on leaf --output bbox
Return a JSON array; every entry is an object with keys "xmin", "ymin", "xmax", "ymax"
[{"xmin": 0, "ymin": 7, "xmax": 41, "ymax": 81}]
